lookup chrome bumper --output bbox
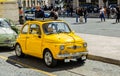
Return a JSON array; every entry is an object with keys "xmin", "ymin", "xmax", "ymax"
[
  {"xmin": 57, "ymin": 52, "xmax": 88, "ymax": 58},
  {"xmin": 0, "ymin": 41, "xmax": 15, "ymax": 47}
]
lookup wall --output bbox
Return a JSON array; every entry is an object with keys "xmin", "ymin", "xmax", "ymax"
[{"xmin": 0, "ymin": 2, "xmax": 19, "ymax": 23}]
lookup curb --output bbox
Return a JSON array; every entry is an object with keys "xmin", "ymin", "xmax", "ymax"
[{"xmin": 87, "ymin": 54, "xmax": 120, "ymax": 66}]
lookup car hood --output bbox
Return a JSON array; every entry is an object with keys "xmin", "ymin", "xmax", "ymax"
[
  {"xmin": 0, "ymin": 27, "xmax": 16, "ymax": 34},
  {"xmin": 0, "ymin": 27, "xmax": 17, "ymax": 43},
  {"xmin": 44, "ymin": 33, "xmax": 84, "ymax": 43}
]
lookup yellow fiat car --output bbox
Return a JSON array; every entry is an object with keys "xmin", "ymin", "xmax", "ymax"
[{"xmin": 15, "ymin": 19, "xmax": 88, "ymax": 67}]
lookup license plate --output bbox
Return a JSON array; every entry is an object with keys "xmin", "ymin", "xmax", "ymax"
[
  {"xmin": 81, "ymin": 56, "xmax": 86, "ymax": 60},
  {"xmin": 64, "ymin": 58, "xmax": 77, "ymax": 62},
  {"xmin": 64, "ymin": 59, "xmax": 70, "ymax": 62}
]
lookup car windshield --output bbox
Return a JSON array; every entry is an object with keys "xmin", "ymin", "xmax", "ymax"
[
  {"xmin": 0, "ymin": 20, "xmax": 11, "ymax": 28},
  {"xmin": 5, "ymin": 19, "xmax": 15, "ymax": 26},
  {"xmin": 43, "ymin": 22, "xmax": 71, "ymax": 34}
]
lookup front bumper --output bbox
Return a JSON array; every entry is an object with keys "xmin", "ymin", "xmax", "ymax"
[
  {"xmin": 0, "ymin": 41, "xmax": 15, "ymax": 47},
  {"xmin": 57, "ymin": 52, "xmax": 88, "ymax": 58}
]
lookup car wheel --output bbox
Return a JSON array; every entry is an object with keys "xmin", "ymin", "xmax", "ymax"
[
  {"xmin": 15, "ymin": 44, "xmax": 25, "ymax": 57},
  {"xmin": 44, "ymin": 50, "xmax": 57, "ymax": 67}
]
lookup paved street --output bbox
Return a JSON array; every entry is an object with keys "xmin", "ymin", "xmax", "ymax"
[{"xmin": 0, "ymin": 49, "xmax": 120, "ymax": 76}]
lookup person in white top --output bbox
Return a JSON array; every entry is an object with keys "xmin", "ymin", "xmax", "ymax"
[{"xmin": 99, "ymin": 7, "xmax": 105, "ymax": 22}]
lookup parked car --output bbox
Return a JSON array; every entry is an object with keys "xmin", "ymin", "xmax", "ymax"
[
  {"xmin": 109, "ymin": 4, "xmax": 117, "ymax": 9},
  {"xmin": 24, "ymin": 10, "xmax": 50, "ymax": 20},
  {"xmin": 80, "ymin": 4, "xmax": 99, "ymax": 13},
  {"xmin": 0, "ymin": 18, "xmax": 17, "ymax": 48},
  {"xmin": 15, "ymin": 19, "xmax": 88, "ymax": 67},
  {"xmin": 5, "ymin": 18, "xmax": 19, "ymax": 34}
]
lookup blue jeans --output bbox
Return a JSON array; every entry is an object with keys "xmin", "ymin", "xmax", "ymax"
[
  {"xmin": 84, "ymin": 15, "xmax": 87, "ymax": 23},
  {"xmin": 76, "ymin": 14, "xmax": 79, "ymax": 22},
  {"xmin": 100, "ymin": 14, "xmax": 105, "ymax": 21}
]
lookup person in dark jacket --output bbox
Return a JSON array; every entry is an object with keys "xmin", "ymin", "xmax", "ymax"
[
  {"xmin": 78, "ymin": 8, "xmax": 84, "ymax": 23},
  {"xmin": 75, "ymin": 7, "xmax": 80, "ymax": 23},
  {"xmin": 35, "ymin": 6, "xmax": 45, "ymax": 20},
  {"xmin": 115, "ymin": 6, "xmax": 120, "ymax": 23},
  {"xmin": 49, "ymin": 9, "xmax": 58, "ymax": 20},
  {"xmin": 83, "ymin": 8, "xmax": 88, "ymax": 23},
  {"xmin": 106, "ymin": 7, "xmax": 110, "ymax": 19}
]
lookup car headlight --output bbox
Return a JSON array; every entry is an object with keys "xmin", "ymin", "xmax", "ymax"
[
  {"xmin": 83, "ymin": 42, "xmax": 87, "ymax": 47},
  {"xmin": 60, "ymin": 45, "xmax": 65, "ymax": 50}
]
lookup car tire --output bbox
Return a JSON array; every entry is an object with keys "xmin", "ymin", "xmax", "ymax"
[
  {"xmin": 43, "ymin": 50, "xmax": 57, "ymax": 67},
  {"xmin": 15, "ymin": 44, "xmax": 25, "ymax": 57}
]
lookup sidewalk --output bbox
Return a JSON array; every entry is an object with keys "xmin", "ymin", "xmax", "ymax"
[{"xmin": 76, "ymin": 33, "xmax": 120, "ymax": 66}]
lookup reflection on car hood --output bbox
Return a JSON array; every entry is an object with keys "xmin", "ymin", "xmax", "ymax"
[
  {"xmin": 44, "ymin": 33, "xmax": 84, "ymax": 43},
  {"xmin": 0, "ymin": 27, "xmax": 16, "ymax": 34}
]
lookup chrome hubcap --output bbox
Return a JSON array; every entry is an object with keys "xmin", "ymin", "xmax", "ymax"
[
  {"xmin": 15, "ymin": 45, "xmax": 21, "ymax": 56},
  {"xmin": 45, "ymin": 52, "xmax": 52, "ymax": 66}
]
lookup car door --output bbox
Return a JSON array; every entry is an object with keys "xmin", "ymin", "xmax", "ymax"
[
  {"xmin": 26, "ymin": 23, "xmax": 42, "ymax": 57},
  {"xmin": 20, "ymin": 24, "xmax": 29, "ymax": 53}
]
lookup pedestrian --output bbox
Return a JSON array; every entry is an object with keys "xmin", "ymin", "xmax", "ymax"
[
  {"xmin": 75, "ymin": 7, "xmax": 80, "ymax": 23},
  {"xmin": 66, "ymin": 7, "xmax": 70, "ymax": 17},
  {"xmin": 61, "ymin": 7, "xmax": 66, "ymax": 17},
  {"xmin": 78, "ymin": 8, "xmax": 84, "ymax": 23},
  {"xmin": 106, "ymin": 7, "xmax": 110, "ymax": 19},
  {"xmin": 99, "ymin": 7, "xmax": 105, "ymax": 22},
  {"xmin": 70, "ymin": 6, "xmax": 73, "ymax": 17},
  {"xmin": 49, "ymin": 9, "xmax": 58, "ymax": 20},
  {"xmin": 83, "ymin": 8, "xmax": 88, "ymax": 23},
  {"xmin": 19, "ymin": 16, "xmax": 24, "ymax": 24},
  {"xmin": 19, "ymin": 7, "xmax": 24, "ymax": 24},
  {"xmin": 35, "ymin": 6, "xmax": 45, "ymax": 20},
  {"xmin": 115, "ymin": 6, "xmax": 120, "ymax": 23}
]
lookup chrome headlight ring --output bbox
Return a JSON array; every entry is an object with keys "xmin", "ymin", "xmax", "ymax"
[
  {"xmin": 83, "ymin": 42, "xmax": 87, "ymax": 47},
  {"xmin": 60, "ymin": 45, "xmax": 65, "ymax": 50}
]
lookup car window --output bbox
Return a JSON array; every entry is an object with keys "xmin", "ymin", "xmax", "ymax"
[
  {"xmin": 0, "ymin": 20, "xmax": 11, "ymax": 28},
  {"xmin": 43, "ymin": 22, "xmax": 71, "ymax": 34},
  {"xmin": 29, "ymin": 24, "xmax": 41, "ymax": 35},
  {"xmin": 21, "ymin": 24, "xmax": 29, "ymax": 34}
]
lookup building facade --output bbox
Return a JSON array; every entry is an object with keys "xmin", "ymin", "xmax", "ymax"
[
  {"xmin": 64, "ymin": 0, "xmax": 120, "ymax": 8},
  {"xmin": 0, "ymin": 0, "xmax": 19, "ymax": 22},
  {"xmin": 18, "ymin": 0, "xmax": 49, "ymax": 8},
  {"xmin": 18, "ymin": 0, "xmax": 120, "ymax": 9}
]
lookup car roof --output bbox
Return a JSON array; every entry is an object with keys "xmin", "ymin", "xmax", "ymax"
[
  {"xmin": 0, "ymin": 18, "xmax": 9, "ymax": 21},
  {"xmin": 25, "ymin": 19, "xmax": 65, "ymax": 24},
  {"xmin": 0, "ymin": 18, "xmax": 5, "ymax": 21}
]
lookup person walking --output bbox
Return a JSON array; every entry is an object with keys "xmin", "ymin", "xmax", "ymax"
[
  {"xmin": 78, "ymin": 8, "xmax": 84, "ymax": 23},
  {"xmin": 49, "ymin": 9, "xmax": 58, "ymax": 20},
  {"xmin": 99, "ymin": 7, "xmax": 105, "ymax": 22},
  {"xmin": 83, "ymin": 8, "xmax": 88, "ymax": 23},
  {"xmin": 115, "ymin": 6, "xmax": 120, "ymax": 23},
  {"xmin": 19, "ymin": 7, "xmax": 24, "ymax": 24},
  {"xmin": 106, "ymin": 7, "xmax": 110, "ymax": 19},
  {"xmin": 75, "ymin": 7, "xmax": 80, "ymax": 23},
  {"xmin": 70, "ymin": 6, "xmax": 73, "ymax": 17}
]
